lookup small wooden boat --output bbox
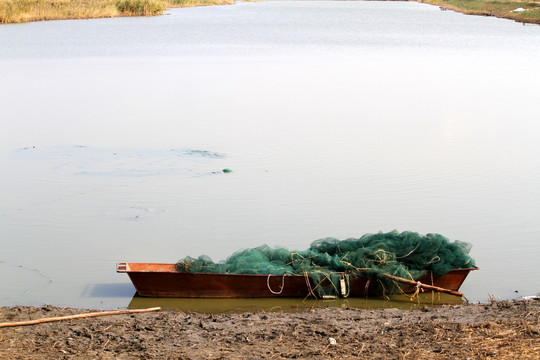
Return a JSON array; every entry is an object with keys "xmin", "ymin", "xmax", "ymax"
[{"xmin": 117, "ymin": 262, "xmax": 478, "ymax": 298}]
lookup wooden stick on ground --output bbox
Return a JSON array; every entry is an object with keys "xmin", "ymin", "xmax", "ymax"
[
  {"xmin": 0, "ymin": 307, "xmax": 161, "ymax": 328},
  {"xmin": 382, "ymin": 273, "xmax": 464, "ymax": 297}
]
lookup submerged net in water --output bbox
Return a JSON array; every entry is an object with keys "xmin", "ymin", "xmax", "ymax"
[{"xmin": 176, "ymin": 231, "xmax": 475, "ymax": 298}]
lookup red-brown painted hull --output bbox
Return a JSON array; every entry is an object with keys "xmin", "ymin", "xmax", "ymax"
[{"xmin": 117, "ymin": 262, "xmax": 477, "ymax": 298}]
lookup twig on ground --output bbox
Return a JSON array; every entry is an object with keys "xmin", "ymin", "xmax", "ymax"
[{"xmin": 0, "ymin": 307, "xmax": 161, "ymax": 328}]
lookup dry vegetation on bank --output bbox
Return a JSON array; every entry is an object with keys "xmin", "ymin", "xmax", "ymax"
[
  {"xmin": 0, "ymin": 0, "xmax": 234, "ymax": 24},
  {"xmin": 2, "ymin": 0, "xmax": 540, "ymax": 24},
  {"xmin": 421, "ymin": 0, "xmax": 540, "ymax": 24}
]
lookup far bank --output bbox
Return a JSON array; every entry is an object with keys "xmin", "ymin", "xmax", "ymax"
[
  {"xmin": 419, "ymin": 0, "xmax": 540, "ymax": 25},
  {"xmin": 1, "ymin": 0, "xmax": 540, "ymax": 25},
  {"xmin": 0, "ymin": 0, "xmax": 234, "ymax": 24}
]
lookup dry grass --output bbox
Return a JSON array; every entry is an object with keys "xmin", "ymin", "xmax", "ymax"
[
  {"xmin": 167, "ymin": 0, "xmax": 234, "ymax": 8},
  {"xmin": 3, "ymin": 0, "xmax": 540, "ymax": 25},
  {"xmin": 418, "ymin": 0, "xmax": 540, "ymax": 24},
  {"xmin": 1, "ymin": 0, "xmax": 119, "ymax": 23},
  {"xmin": 0, "ymin": 0, "xmax": 234, "ymax": 24},
  {"xmin": 458, "ymin": 322, "xmax": 540, "ymax": 359},
  {"xmin": 115, "ymin": 0, "xmax": 167, "ymax": 16}
]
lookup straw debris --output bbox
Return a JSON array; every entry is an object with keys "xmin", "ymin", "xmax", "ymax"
[{"xmin": 0, "ymin": 299, "xmax": 538, "ymax": 359}]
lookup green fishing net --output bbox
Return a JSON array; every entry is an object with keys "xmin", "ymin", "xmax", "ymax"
[{"xmin": 176, "ymin": 231, "xmax": 475, "ymax": 297}]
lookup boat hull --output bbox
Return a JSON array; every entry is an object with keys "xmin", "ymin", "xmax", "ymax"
[{"xmin": 117, "ymin": 262, "xmax": 477, "ymax": 298}]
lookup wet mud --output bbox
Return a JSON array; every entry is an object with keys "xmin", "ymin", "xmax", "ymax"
[{"xmin": 1, "ymin": 299, "xmax": 538, "ymax": 359}]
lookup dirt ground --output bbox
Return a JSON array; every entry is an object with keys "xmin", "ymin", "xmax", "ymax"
[{"xmin": 1, "ymin": 299, "xmax": 539, "ymax": 360}]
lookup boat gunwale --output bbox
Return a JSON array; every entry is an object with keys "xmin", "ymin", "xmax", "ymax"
[{"xmin": 117, "ymin": 262, "xmax": 479, "ymax": 277}]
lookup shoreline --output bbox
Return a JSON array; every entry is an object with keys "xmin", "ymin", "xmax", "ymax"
[
  {"xmin": 1, "ymin": 299, "xmax": 538, "ymax": 359},
  {"xmin": 419, "ymin": 0, "xmax": 540, "ymax": 25},
  {"xmin": 1, "ymin": 0, "xmax": 540, "ymax": 25}
]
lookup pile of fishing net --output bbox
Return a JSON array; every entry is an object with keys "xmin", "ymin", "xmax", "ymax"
[{"xmin": 176, "ymin": 231, "xmax": 475, "ymax": 297}]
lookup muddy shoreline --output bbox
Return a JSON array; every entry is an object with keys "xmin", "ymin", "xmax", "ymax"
[{"xmin": 1, "ymin": 299, "xmax": 538, "ymax": 359}]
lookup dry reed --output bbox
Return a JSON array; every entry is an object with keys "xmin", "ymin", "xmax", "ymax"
[
  {"xmin": 0, "ymin": 0, "xmax": 233, "ymax": 24},
  {"xmin": 3, "ymin": 0, "xmax": 539, "ymax": 25},
  {"xmin": 419, "ymin": 0, "xmax": 540, "ymax": 25}
]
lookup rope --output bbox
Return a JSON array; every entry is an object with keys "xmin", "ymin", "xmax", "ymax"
[
  {"xmin": 403, "ymin": 280, "xmax": 422, "ymax": 302},
  {"xmin": 410, "ymin": 281, "xmax": 422, "ymax": 300},
  {"xmin": 396, "ymin": 243, "xmax": 420, "ymax": 259},
  {"xmin": 303, "ymin": 272, "xmax": 318, "ymax": 300},
  {"xmin": 378, "ymin": 279, "xmax": 390, "ymax": 300},
  {"xmin": 266, "ymin": 274, "xmax": 286, "ymax": 295},
  {"xmin": 325, "ymin": 273, "xmax": 341, "ymax": 296},
  {"xmin": 364, "ymin": 279, "xmax": 371, "ymax": 298}
]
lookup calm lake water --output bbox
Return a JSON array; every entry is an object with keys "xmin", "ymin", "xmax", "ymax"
[{"xmin": 1, "ymin": 1, "xmax": 539, "ymax": 310}]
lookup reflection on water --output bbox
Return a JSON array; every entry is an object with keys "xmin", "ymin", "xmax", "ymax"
[
  {"xmin": 1, "ymin": 1, "xmax": 540, "ymax": 309},
  {"xmin": 127, "ymin": 293, "xmax": 464, "ymax": 313},
  {"xmin": 84, "ymin": 283, "xmax": 139, "ymax": 298},
  {"xmin": 128, "ymin": 294, "xmax": 464, "ymax": 313}
]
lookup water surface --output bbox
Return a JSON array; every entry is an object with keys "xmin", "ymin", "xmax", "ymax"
[{"xmin": 1, "ymin": 1, "xmax": 539, "ymax": 309}]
